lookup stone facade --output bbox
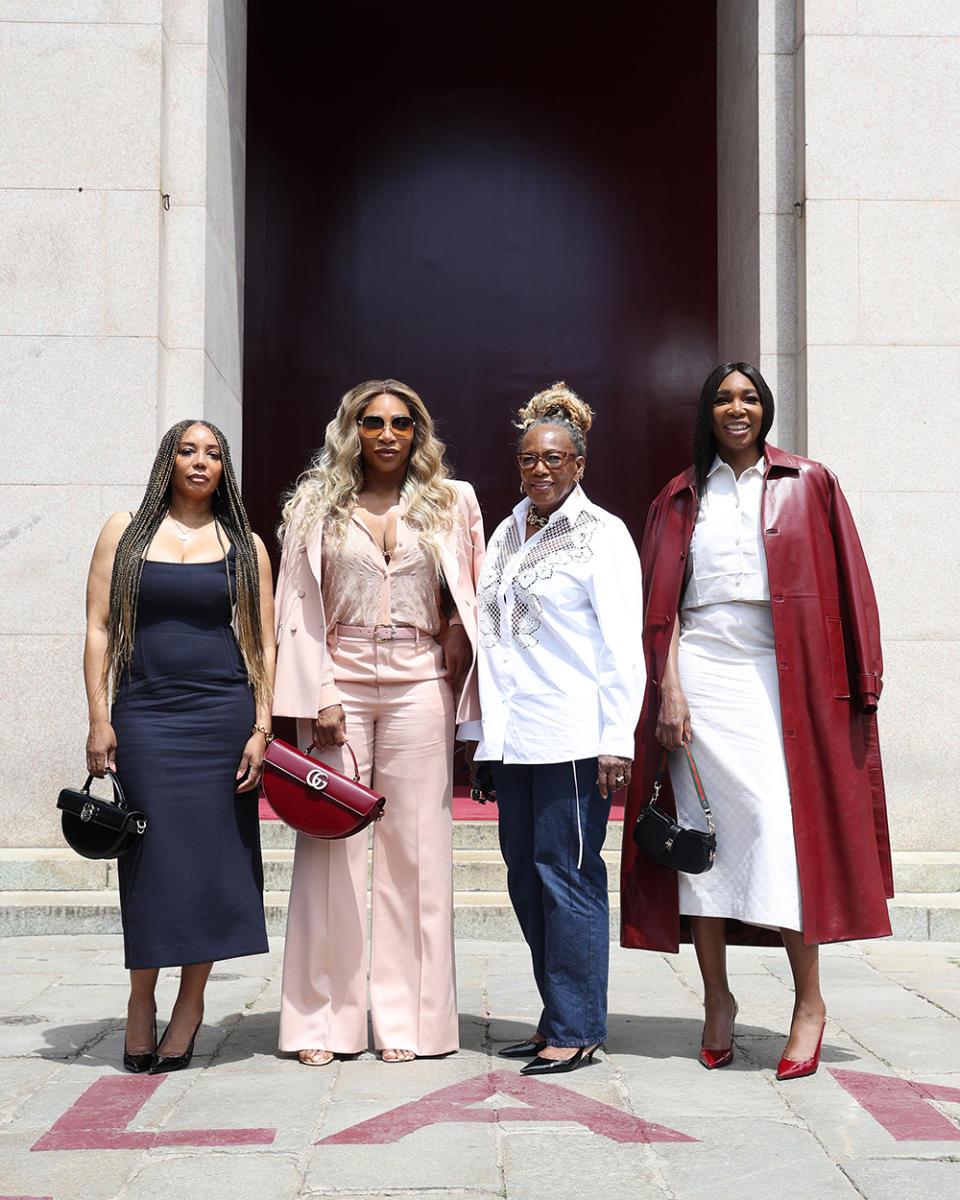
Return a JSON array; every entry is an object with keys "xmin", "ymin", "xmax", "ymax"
[
  {"xmin": 0, "ymin": 0, "xmax": 247, "ymax": 846},
  {"xmin": 1, "ymin": 0, "xmax": 957, "ymax": 854}
]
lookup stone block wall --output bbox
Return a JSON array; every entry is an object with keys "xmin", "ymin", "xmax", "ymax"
[
  {"xmin": 0, "ymin": 0, "xmax": 247, "ymax": 846},
  {"xmin": 0, "ymin": 0, "xmax": 956, "ymax": 853},
  {"xmin": 797, "ymin": 0, "xmax": 960, "ymax": 849}
]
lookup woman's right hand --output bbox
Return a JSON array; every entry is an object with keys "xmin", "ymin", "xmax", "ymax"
[
  {"xmin": 86, "ymin": 721, "xmax": 117, "ymax": 777},
  {"xmin": 311, "ymin": 703, "xmax": 347, "ymax": 749},
  {"xmin": 656, "ymin": 684, "xmax": 691, "ymax": 751}
]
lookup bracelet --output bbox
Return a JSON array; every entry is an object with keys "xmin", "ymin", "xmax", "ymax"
[{"xmin": 251, "ymin": 723, "xmax": 274, "ymax": 742}]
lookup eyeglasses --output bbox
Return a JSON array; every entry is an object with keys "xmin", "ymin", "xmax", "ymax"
[
  {"xmin": 358, "ymin": 415, "xmax": 415, "ymax": 438},
  {"xmin": 515, "ymin": 451, "xmax": 576, "ymax": 471}
]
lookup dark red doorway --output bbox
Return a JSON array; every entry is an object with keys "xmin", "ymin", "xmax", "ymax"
[{"xmin": 242, "ymin": 2, "xmax": 717, "ymax": 550}]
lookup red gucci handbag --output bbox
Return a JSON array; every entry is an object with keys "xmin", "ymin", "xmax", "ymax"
[{"xmin": 261, "ymin": 738, "xmax": 385, "ymax": 839}]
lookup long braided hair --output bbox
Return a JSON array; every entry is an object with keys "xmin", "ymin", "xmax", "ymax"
[{"xmin": 103, "ymin": 420, "xmax": 270, "ymax": 705}]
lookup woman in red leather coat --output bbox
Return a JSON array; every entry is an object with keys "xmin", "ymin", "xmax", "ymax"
[{"xmin": 620, "ymin": 362, "xmax": 892, "ymax": 1081}]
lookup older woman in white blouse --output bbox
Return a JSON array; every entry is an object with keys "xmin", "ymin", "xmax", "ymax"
[{"xmin": 463, "ymin": 383, "xmax": 645, "ymax": 1075}]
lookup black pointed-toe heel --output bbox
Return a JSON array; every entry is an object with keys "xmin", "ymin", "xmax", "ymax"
[
  {"xmin": 520, "ymin": 1045, "xmax": 601, "ymax": 1075},
  {"xmin": 498, "ymin": 1038, "xmax": 547, "ymax": 1059},
  {"xmin": 150, "ymin": 1019, "xmax": 201, "ymax": 1075},
  {"xmin": 124, "ymin": 1006, "xmax": 157, "ymax": 1073}
]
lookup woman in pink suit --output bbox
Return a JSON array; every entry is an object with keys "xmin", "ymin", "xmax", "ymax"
[{"xmin": 274, "ymin": 379, "xmax": 484, "ymax": 1065}]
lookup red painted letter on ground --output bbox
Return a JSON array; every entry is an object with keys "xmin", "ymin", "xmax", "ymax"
[
  {"xmin": 31, "ymin": 1075, "xmax": 275, "ymax": 1151},
  {"xmin": 318, "ymin": 1069, "xmax": 695, "ymax": 1145},
  {"xmin": 830, "ymin": 1069, "xmax": 960, "ymax": 1141}
]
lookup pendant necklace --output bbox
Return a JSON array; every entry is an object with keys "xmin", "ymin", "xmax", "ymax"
[{"xmin": 168, "ymin": 513, "xmax": 210, "ymax": 542}]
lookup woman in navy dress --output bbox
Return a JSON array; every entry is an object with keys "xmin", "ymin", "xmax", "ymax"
[{"xmin": 83, "ymin": 421, "xmax": 275, "ymax": 1074}]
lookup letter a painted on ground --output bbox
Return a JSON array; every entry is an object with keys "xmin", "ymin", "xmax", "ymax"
[
  {"xmin": 318, "ymin": 1069, "xmax": 696, "ymax": 1145},
  {"xmin": 31, "ymin": 1075, "xmax": 276, "ymax": 1151},
  {"xmin": 830, "ymin": 1069, "xmax": 960, "ymax": 1141}
]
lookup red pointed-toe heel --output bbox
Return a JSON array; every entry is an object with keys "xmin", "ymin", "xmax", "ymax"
[
  {"xmin": 776, "ymin": 1020, "xmax": 825, "ymax": 1081},
  {"xmin": 699, "ymin": 998, "xmax": 738, "ymax": 1070}
]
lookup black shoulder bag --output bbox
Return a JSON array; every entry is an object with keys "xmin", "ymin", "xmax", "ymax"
[{"xmin": 632, "ymin": 743, "xmax": 716, "ymax": 874}]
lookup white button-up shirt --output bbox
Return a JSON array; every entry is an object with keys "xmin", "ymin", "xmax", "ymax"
[
  {"xmin": 465, "ymin": 487, "xmax": 645, "ymax": 764},
  {"xmin": 684, "ymin": 455, "xmax": 770, "ymax": 608}
]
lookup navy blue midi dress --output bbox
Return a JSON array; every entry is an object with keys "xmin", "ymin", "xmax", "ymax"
[{"xmin": 112, "ymin": 548, "xmax": 268, "ymax": 970}]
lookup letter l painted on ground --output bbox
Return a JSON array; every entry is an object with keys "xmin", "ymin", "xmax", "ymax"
[{"xmin": 31, "ymin": 1075, "xmax": 275, "ymax": 1151}]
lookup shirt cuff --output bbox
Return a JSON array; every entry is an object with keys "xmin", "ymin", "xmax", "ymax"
[
  {"xmin": 317, "ymin": 684, "xmax": 341, "ymax": 712},
  {"xmin": 598, "ymin": 731, "xmax": 636, "ymax": 760}
]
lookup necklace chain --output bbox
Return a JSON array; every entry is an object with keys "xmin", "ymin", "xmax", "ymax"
[
  {"xmin": 167, "ymin": 513, "xmax": 212, "ymax": 542},
  {"xmin": 526, "ymin": 508, "xmax": 550, "ymax": 529}
]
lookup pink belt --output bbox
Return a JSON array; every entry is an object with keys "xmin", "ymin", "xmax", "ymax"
[{"xmin": 335, "ymin": 623, "xmax": 422, "ymax": 642}]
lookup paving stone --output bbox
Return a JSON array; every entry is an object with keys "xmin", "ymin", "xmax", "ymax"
[
  {"xmin": 778, "ymin": 1064, "xmax": 960, "ymax": 1161},
  {"xmin": 122, "ymin": 1152, "xmax": 304, "ymax": 1198},
  {"xmin": 650, "ymin": 1117, "xmax": 865, "ymax": 1199},
  {"xmin": 501, "ymin": 1126, "xmax": 666, "ymax": 1198},
  {"xmin": 327, "ymin": 1051, "xmax": 491, "ymax": 1103},
  {"xmin": 0, "ymin": 1056, "xmax": 60, "ymax": 1122},
  {"xmin": 305, "ymin": 1194, "xmax": 506, "ymax": 1200},
  {"xmin": 835, "ymin": 1016, "xmax": 960, "ymax": 1075},
  {"xmin": 0, "ymin": 1129, "xmax": 138, "ymax": 1199},
  {"xmin": 304, "ymin": 1104, "xmax": 501, "ymax": 1193},
  {"xmin": 2, "ymin": 934, "xmax": 960, "ymax": 1200},
  {"xmin": 158, "ymin": 1068, "xmax": 333, "ymax": 1151},
  {"xmin": 843, "ymin": 1160, "xmax": 960, "ymax": 1199}
]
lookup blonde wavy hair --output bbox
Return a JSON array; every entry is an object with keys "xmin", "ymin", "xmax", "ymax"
[
  {"xmin": 280, "ymin": 379, "xmax": 459, "ymax": 565},
  {"xmin": 515, "ymin": 381, "xmax": 594, "ymax": 455}
]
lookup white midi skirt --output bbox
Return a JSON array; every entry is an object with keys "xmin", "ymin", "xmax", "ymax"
[{"xmin": 672, "ymin": 600, "xmax": 802, "ymax": 932}]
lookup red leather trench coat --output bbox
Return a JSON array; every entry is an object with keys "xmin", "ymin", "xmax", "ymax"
[{"xmin": 619, "ymin": 445, "xmax": 893, "ymax": 951}]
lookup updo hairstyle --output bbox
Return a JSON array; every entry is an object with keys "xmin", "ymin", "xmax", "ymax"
[{"xmin": 515, "ymin": 381, "xmax": 594, "ymax": 457}]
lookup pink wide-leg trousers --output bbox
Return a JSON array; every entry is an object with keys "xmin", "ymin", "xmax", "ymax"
[{"xmin": 278, "ymin": 637, "xmax": 458, "ymax": 1055}]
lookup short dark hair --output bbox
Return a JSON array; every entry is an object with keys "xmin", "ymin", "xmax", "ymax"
[{"xmin": 693, "ymin": 362, "xmax": 775, "ymax": 497}]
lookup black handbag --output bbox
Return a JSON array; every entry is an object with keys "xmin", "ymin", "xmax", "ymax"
[
  {"xmin": 57, "ymin": 770, "xmax": 147, "ymax": 860},
  {"xmin": 632, "ymin": 743, "xmax": 716, "ymax": 874}
]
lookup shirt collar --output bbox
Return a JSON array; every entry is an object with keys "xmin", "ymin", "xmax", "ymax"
[
  {"xmin": 512, "ymin": 484, "xmax": 589, "ymax": 531},
  {"xmin": 707, "ymin": 453, "xmax": 764, "ymax": 480}
]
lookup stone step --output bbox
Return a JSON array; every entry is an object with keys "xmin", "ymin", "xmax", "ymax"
[
  {"xmin": 0, "ymin": 843, "xmax": 623, "ymax": 895},
  {"xmin": 258, "ymin": 818, "xmax": 623, "ymax": 852},
  {"xmin": 259, "ymin": 849, "xmax": 623, "ymax": 893},
  {"xmin": 0, "ymin": 888, "xmax": 957, "ymax": 941},
  {"xmin": 891, "ymin": 851, "xmax": 960, "ymax": 894},
  {"xmin": 5, "ymin": 844, "xmax": 958, "ymax": 895}
]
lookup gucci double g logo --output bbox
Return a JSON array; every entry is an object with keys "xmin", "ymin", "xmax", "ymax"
[{"xmin": 306, "ymin": 768, "xmax": 329, "ymax": 791}]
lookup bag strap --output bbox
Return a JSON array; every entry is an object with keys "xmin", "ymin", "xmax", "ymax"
[
  {"xmin": 306, "ymin": 740, "xmax": 360, "ymax": 784},
  {"xmin": 81, "ymin": 768, "xmax": 128, "ymax": 810},
  {"xmin": 654, "ymin": 743, "xmax": 715, "ymax": 837},
  {"xmin": 343, "ymin": 741, "xmax": 360, "ymax": 783}
]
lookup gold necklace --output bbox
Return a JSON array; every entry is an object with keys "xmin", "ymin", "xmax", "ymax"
[
  {"xmin": 526, "ymin": 508, "xmax": 550, "ymax": 529},
  {"xmin": 167, "ymin": 513, "xmax": 212, "ymax": 543}
]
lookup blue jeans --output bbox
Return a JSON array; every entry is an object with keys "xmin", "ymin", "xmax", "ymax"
[{"xmin": 493, "ymin": 759, "xmax": 611, "ymax": 1047}]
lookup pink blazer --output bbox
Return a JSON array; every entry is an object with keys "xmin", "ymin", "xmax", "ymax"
[{"xmin": 272, "ymin": 480, "xmax": 485, "ymax": 726}]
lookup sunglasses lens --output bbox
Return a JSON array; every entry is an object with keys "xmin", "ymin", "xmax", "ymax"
[{"xmin": 359, "ymin": 416, "xmax": 414, "ymax": 437}]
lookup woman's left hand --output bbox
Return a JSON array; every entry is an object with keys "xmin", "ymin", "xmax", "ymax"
[
  {"xmin": 235, "ymin": 733, "xmax": 266, "ymax": 793},
  {"xmin": 597, "ymin": 755, "xmax": 632, "ymax": 799},
  {"xmin": 437, "ymin": 623, "xmax": 471, "ymax": 688}
]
